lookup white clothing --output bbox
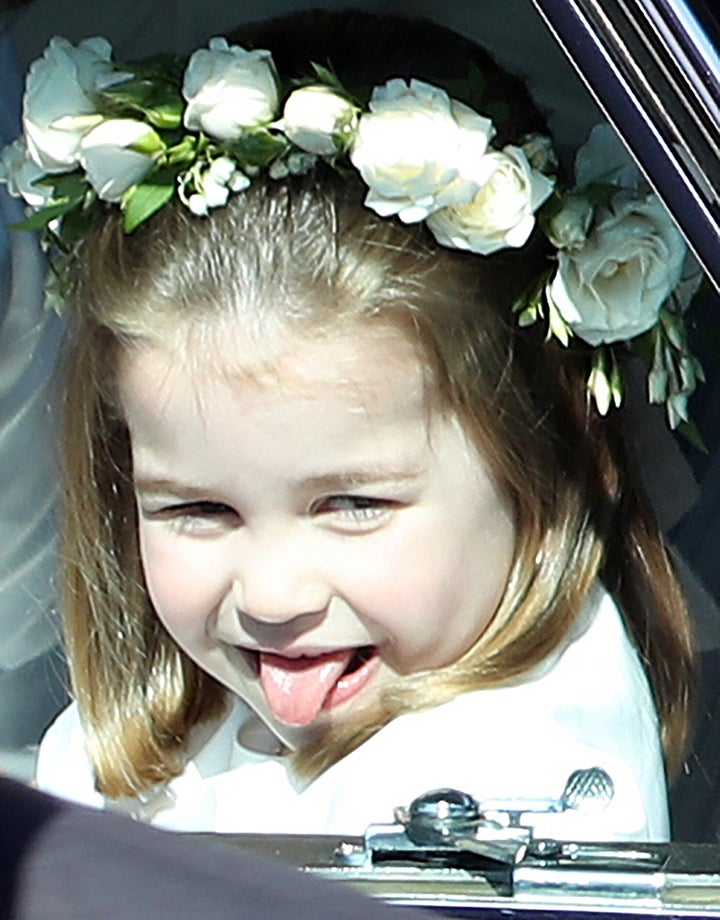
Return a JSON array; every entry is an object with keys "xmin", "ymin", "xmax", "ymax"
[{"xmin": 37, "ymin": 585, "xmax": 669, "ymax": 841}]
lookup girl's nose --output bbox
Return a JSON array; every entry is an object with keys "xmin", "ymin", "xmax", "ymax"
[{"xmin": 230, "ymin": 531, "xmax": 331, "ymax": 626}]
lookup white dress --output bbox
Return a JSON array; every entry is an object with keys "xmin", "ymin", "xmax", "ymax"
[{"xmin": 36, "ymin": 584, "xmax": 669, "ymax": 841}]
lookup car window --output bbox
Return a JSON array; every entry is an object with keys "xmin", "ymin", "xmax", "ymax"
[
  {"xmin": 2, "ymin": 0, "xmax": 720, "ymax": 864},
  {"xmin": 533, "ymin": 0, "xmax": 720, "ymax": 291}
]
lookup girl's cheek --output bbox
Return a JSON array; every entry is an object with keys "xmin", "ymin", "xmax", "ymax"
[
  {"xmin": 339, "ymin": 537, "xmax": 439, "ymax": 621},
  {"xmin": 139, "ymin": 529, "xmax": 219, "ymax": 630}
]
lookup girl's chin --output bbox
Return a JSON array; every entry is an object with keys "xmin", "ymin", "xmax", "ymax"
[{"xmin": 243, "ymin": 703, "xmax": 334, "ymax": 754}]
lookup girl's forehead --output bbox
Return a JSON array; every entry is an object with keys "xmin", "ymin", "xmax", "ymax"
[
  {"xmin": 123, "ymin": 316, "xmax": 427, "ymax": 397},
  {"xmin": 118, "ymin": 317, "xmax": 456, "ymax": 459}
]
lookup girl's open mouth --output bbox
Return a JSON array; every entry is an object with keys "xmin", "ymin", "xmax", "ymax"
[{"xmin": 251, "ymin": 645, "xmax": 380, "ymax": 726}]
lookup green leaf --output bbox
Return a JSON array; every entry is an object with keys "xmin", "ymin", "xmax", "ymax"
[
  {"xmin": 442, "ymin": 63, "xmax": 487, "ymax": 110},
  {"xmin": 122, "ymin": 170, "xmax": 176, "ymax": 232},
  {"xmin": 310, "ymin": 62, "xmax": 345, "ymax": 93},
  {"xmin": 660, "ymin": 310, "xmax": 686, "ymax": 351},
  {"xmin": 230, "ymin": 129, "xmax": 287, "ymax": 168},
  {"xmin": 631, "ymin": 328, "xmax": 654, "ymax": 369},
  {"xmin": 144, "ymin": 103, "xmax": 183, "ymax": 130},
  {"xmin": 97, "ymin": 75, "xmax": 184, "ymax": 130},
  {"xmin": 129, "ymin": 127, "xmax": 165, "ymax": 155},
  {"xmin": 9, "ymin": 200, "xmax": 77, "ymax": 231},
  {"xmin": 165, "ymin": 135, "xmax": 198, "ymax": 166},
  {"xmin": 58, "ymin": 205, "xmax": 95, "ymax": 246},
  {"xmin": 583, "ymin": 181, "xmax": 618, "ymax": 209},
  {"xmin": 34, "ymin": 171, "xmax": 87, "ymax": 198},
  {"xmin": 676, "ymin": 418, "xmax": 708, "ymax": 453},
  {"xmin": 10, "ymin": 172, "xmax": 90, "ymax": 231},
  {"xmin": 98, "ymin": 78, "xmax": 155, "ymax": 107},
  {"xmin": 120, "ymin": 54, "xmax": 185, "ymax": 83},
  {"xmin": 537, "ymin": 190, "xmax": 566, "ymax": 234}
]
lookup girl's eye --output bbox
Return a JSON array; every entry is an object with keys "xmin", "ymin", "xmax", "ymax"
[
  {"xmin": 143, "ymin": 501, "xmax": 238, "ymax": 533},
  {"xmin": 309, "ymin": 495, "xmax": 395, "ymax": 530}
]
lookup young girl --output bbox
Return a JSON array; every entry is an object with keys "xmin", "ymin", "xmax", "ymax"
[{"xmin": 5, "ymin": 11, "xmax": 695, "ymax": 841}]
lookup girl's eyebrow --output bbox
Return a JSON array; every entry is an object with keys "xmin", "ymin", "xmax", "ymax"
[
  {"xmin": 134, "ymin": 470, "xmax": 422, "ymax": 497},
  {"xmin": 133, "ymin": 478, "xmax": 213, "ymax": 499},
  {"xmin": 298, "ymin": 469, "xmax": 422, "ymax": 490}
]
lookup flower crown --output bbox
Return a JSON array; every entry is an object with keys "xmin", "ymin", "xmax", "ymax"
[{"xmin": 0, "ymin": 36, "xmax": 703, "ymax": 429}]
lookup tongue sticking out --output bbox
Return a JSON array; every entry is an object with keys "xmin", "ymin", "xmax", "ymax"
[{"xmin": 259, "ymin": 649, "xmax": 355, "ymax": 726}]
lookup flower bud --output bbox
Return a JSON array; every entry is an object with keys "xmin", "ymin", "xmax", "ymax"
[{"xmin": 282, "ymin": 85, "xmax": 358, "ymax": 155}]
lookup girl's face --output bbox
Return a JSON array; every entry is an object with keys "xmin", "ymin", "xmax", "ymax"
[{"xmin": 119, "ymin": 323, "xmax": 516, "ymax": 749}]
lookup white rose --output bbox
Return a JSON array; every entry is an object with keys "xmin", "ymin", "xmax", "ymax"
[
  {"xmin": 350, "ymin": 78, "xmax": 494, "ymax": 223},
  {"xmin": 80, "ymin": 119, "xmax": 158, "ymax": 201},
  {"xmin": 546, "ymin": 193, "xmax": 687, "ymax": 345},
  {"xmin": 23, "ymin": 37, "xmax": 115, "ymax": 172},
  {"xmin": 281, "ymin": 85, "xmax": 357, "ymax": 155},
  {"xmin": 182, "ymin": 37, "xmax": 278, "ymax": 141},
  {"xmin": 426, "ymin": 146, "xmax": 554, "ymax": 255},
  {"xmin": 0, "ymin": 138, "xmax": 52, "ymax": 207}
]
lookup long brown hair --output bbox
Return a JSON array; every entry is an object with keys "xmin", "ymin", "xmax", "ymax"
[{"xmin": 59, "ymin": 12, "xmax": 694, "ymax": 797}]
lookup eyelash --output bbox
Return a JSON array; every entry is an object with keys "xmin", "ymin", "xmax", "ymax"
[
  {"xmin": 144, "ymin": 495, "xmax": 397, "ymax": 534},
  {"xmin": 309, "ymin": 495, "xmax": 395, "ymax": 528},
  {"xmin": 145, "ymin": 501, "xmax": 236, "ymax": 533}
]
